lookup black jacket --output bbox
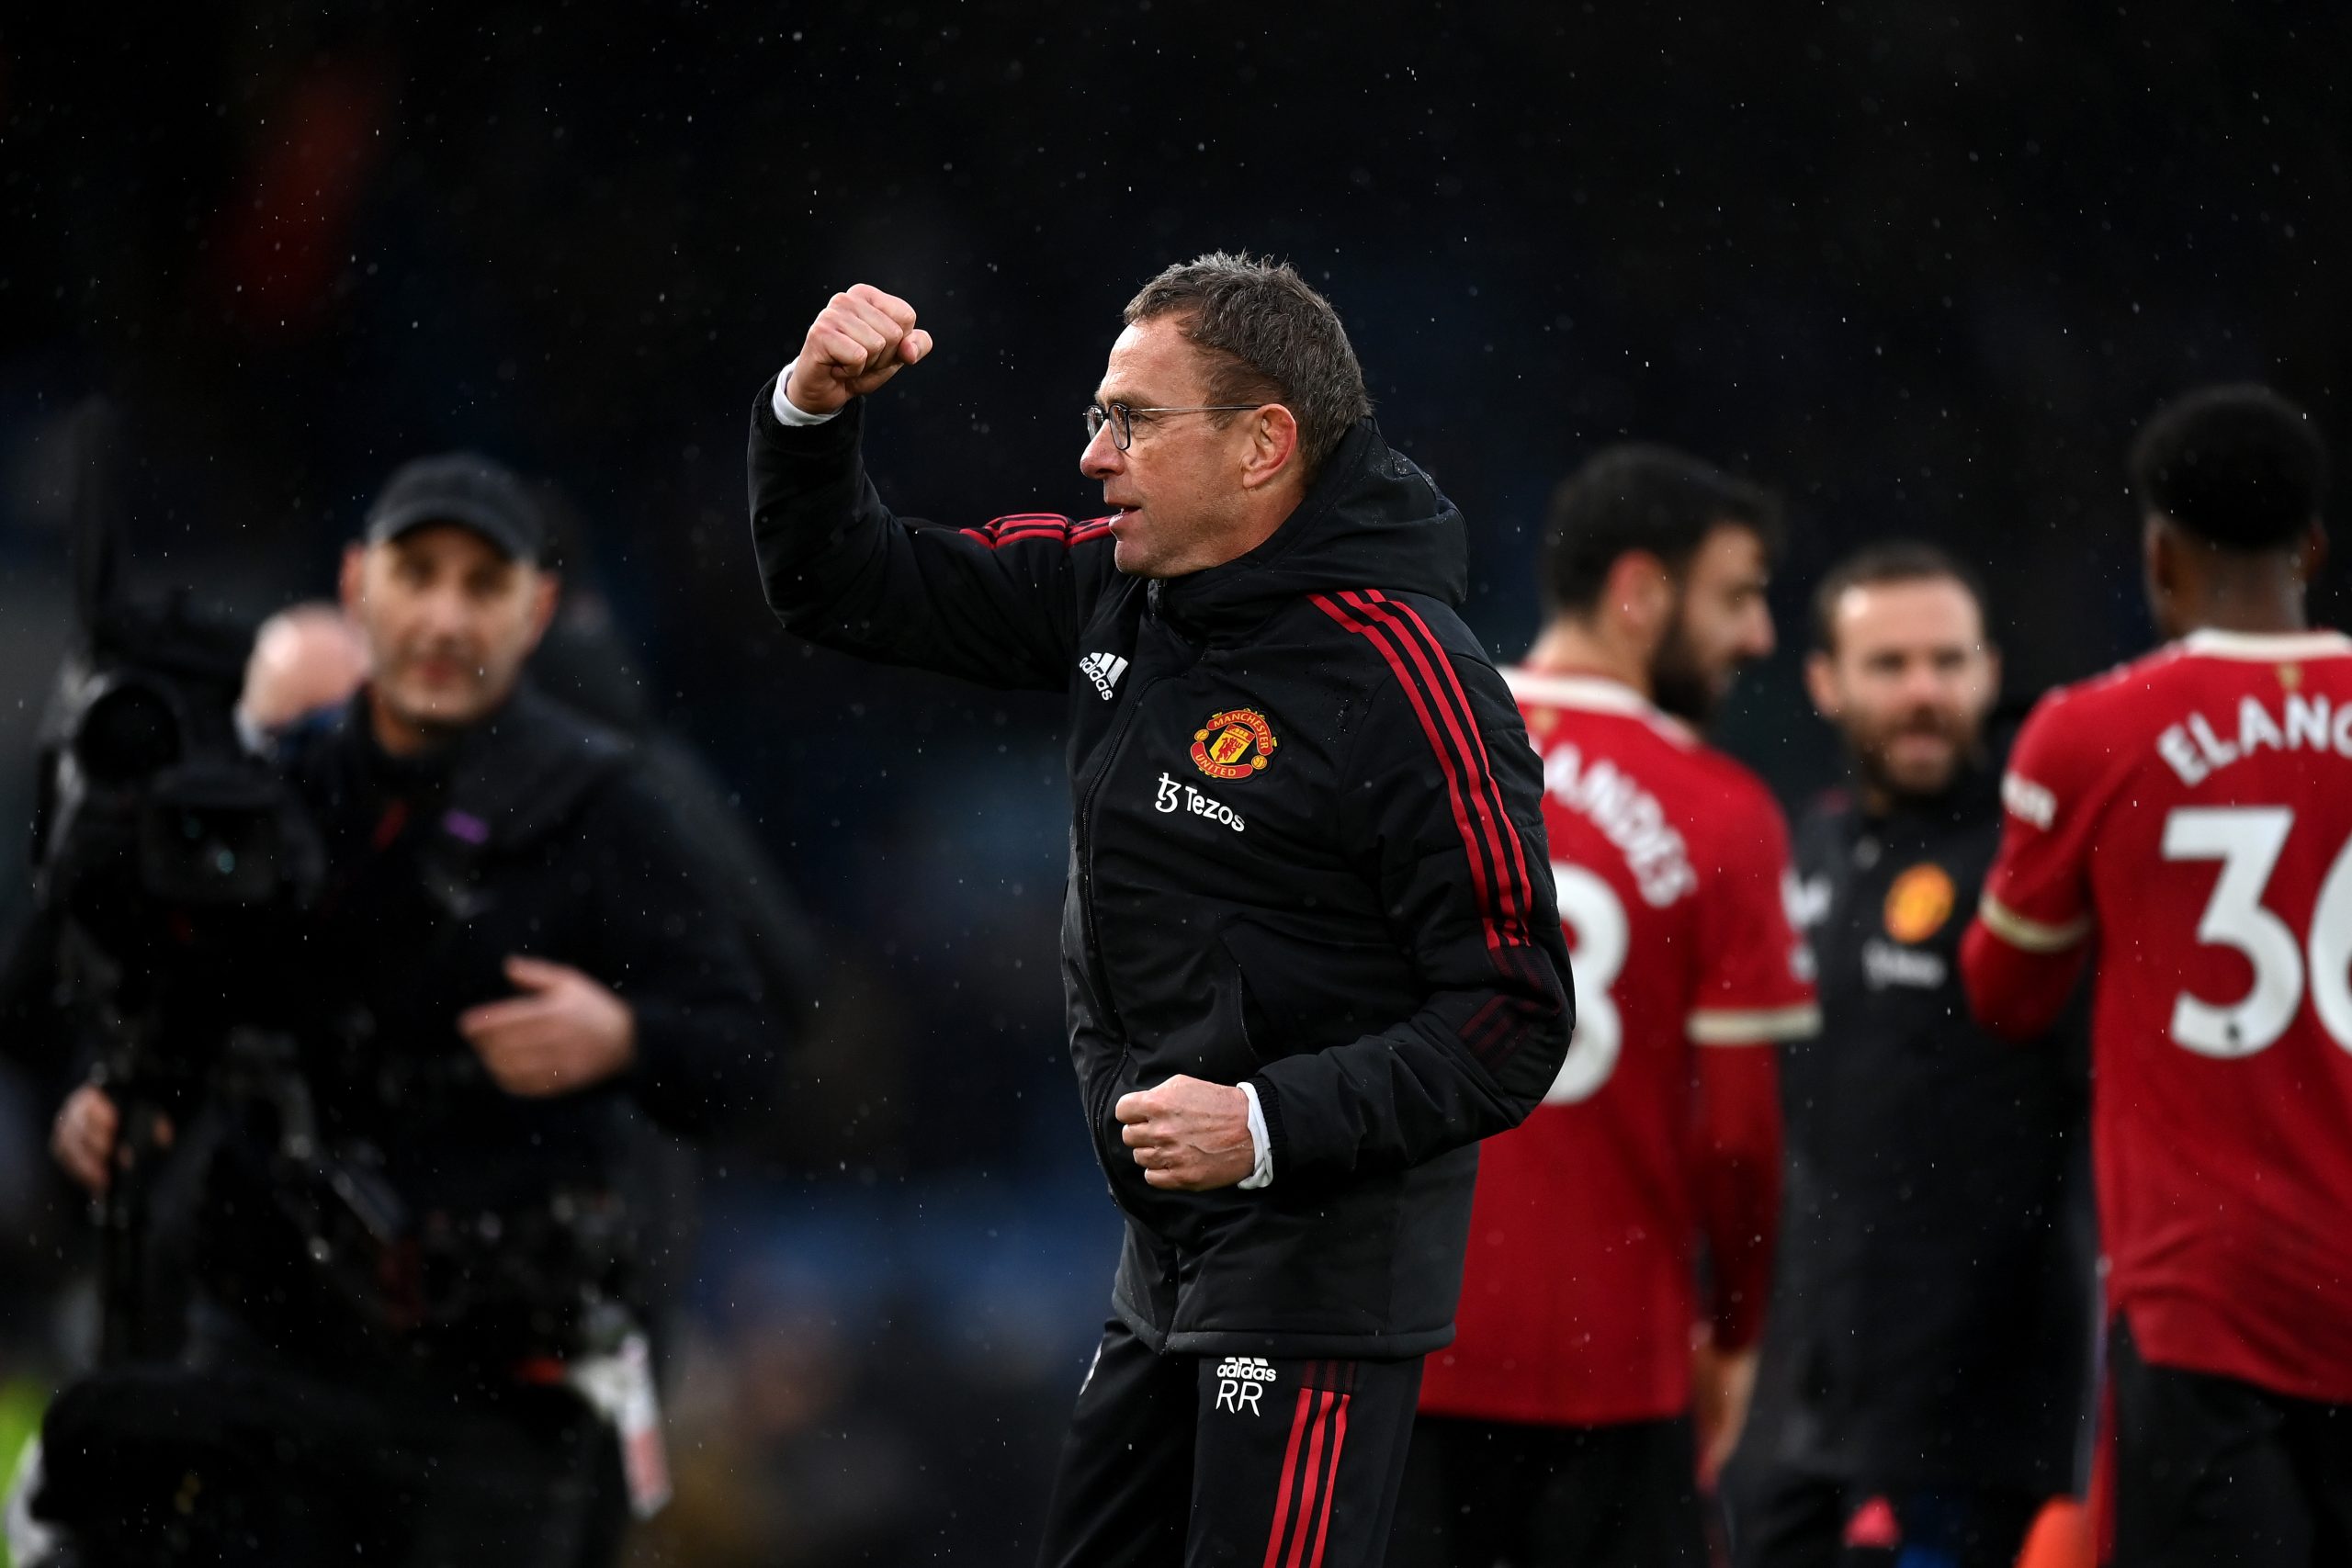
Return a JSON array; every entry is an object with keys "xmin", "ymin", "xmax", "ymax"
[
  {"xmin": 748, "ymin": 385, "xmax": 1572, "ymax": 1357},
  {"xmin": 204, "ymin": 684, "xmax": 774, "ymax": 1368},
  {"xmin": 1771, "ymin": 765, "xmax": 2092, "ymax": 1492}
]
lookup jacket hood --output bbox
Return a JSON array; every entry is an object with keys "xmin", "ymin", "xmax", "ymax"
[{"xmin": 1148, "ymin": 419, "xmax": 1467, "ymax": 639}]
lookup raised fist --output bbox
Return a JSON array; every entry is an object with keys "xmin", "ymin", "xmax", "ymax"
[{"xmin": 783, "ymin": 284, "xmax": 933, "ymax": 416}]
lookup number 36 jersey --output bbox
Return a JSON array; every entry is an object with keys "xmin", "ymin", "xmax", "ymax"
[
  {"xmin": 1419, "ymin": 671, "xmax": 1818, "ymax": 1427},
  {"xmin": 1977, "ymin": 629, "xmax": 2352, "ymax": 1402}
]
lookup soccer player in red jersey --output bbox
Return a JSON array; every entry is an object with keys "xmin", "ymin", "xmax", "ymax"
[
  {"xmin": 1390, "ymin": 446, "xmax": 1820, "ymax": 1568},
  {"xmin": 1962, "ymin": 386, "xmax": 2352, "ymax": 1566}
]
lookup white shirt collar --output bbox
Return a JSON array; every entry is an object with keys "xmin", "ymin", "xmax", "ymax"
[
  {"xmin": 1503, "ymin": 668, "xmax": 1697, "ymax": 745},
  {"xmin": 2179, "ymin": 628, "xmax": 2352, "ymax": 661}
]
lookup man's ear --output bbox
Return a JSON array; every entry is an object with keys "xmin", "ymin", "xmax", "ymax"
[
  {"xmin": 337, "ymin": 543, "xmax": 369, "ymax": 617},
  {"xmin": 1804, "ymin": 649, "xmax": 1842, "ymax": 720},
  {"xmin": 524, "ymin": 571, "xmax": 561, "ymax": 652},
  {"xmin": 2298, "ymin": 520, "xmax": 2329, "ymax": 585},
  {"xmin": 2142, "ymin": 514, "xmax": 2177, "ymax": 606},
  {"xmin": 1602, "ymin": 551, "xmax": 1673, "ymax": 643},
  {"xmin": 1239, "ymin": 404, "xmax": 1301, "ymax": 491}
]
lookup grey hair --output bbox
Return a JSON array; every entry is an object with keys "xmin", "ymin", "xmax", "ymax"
[{"xmin": 1124, "ymin": 252, "xmax": 1372, "ymax": 482}]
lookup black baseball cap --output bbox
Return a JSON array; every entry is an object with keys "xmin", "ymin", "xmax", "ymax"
[{"xmin": 364, "ymin": 452, "xmax": 548, "ymax": 565}]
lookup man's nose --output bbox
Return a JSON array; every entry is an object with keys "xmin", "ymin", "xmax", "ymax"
[
  {"xmin": 1740, "ymin": 602, "xmax": 1776, "ymax": 661},
  {"xmin": 1898, "ymin": 658, "xmax": 1948, "ymax": 705},
  {"xmin": 415, "ymin": 583, "xmax": 473, "ymax": 637},
  {"xmin": 1079, "ymin": 423, "xmax": 1123, "ymax": 480}
]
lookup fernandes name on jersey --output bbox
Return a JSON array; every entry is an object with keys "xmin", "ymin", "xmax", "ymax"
[
  {"xmin": 1971, "ymin": 629, "xmax": 2352, "ymax": 1403},
  {"xmin": 1419, "ymin": 671, "xmax": 1819, "ymax": 1426}
]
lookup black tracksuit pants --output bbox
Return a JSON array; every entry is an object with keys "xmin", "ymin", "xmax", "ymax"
[
  {"xmin": 2109, "ymin": 1319, "xmax": 2352, "ymax": 1567},
  {"xmin": 1037, "ymin": 1319, "xmax": 1423, "ymax": 1568}
]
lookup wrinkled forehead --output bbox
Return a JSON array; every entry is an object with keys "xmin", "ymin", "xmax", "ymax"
[{"xmin": 1095, "ymin": 315, "xmax": 1214, "ymax": 405}]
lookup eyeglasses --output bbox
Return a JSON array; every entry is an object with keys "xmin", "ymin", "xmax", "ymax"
[{"xmin": 1081, "ymin": 400, "xmax": 1261, "ymax": 452}]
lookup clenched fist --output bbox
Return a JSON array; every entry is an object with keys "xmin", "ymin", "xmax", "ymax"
[
  {"xmin": 783, "ymin": 284, "xmax": 934, "ymax": 417},
  {"xmin": 458, "ymin": 955, "xmax": 637, "ymax": 1097},
  {"xmin": 1115, "ymin": 1075, "xmax": 1256, "ymax": 1191}
]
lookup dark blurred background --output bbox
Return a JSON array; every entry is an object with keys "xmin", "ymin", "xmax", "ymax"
[{"xmin": 0, "ymin": 3, "xmax": 2346, "ymax": 1561}]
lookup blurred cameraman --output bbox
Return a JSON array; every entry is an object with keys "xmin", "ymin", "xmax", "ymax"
[{"xmin": 36, "ymin": 455, "xmax": 773, "ymax": 1567}]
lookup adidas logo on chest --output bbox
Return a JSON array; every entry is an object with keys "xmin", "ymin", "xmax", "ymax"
[{"xmin": 1080, "ymin": 651, "xmax": 1129, "ymax": 701}]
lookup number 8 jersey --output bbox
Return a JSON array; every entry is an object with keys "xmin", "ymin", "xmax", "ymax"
[
  {"xmin": 1970, "ymin": 628, "xmax": 2352, "ymax": 1403},
  {"xmin": 1419, "ymin": 671, "xmax": 1819, "ymax": 1427}
]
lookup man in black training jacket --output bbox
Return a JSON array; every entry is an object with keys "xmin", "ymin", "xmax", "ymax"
[
  {"xmin": 746, "ymin": 255, "xmax": 1574, "ymax": 1568},
  {"xmin": 1735, "ymin": 544, "xmax": 2091, "ymax": 1568}
]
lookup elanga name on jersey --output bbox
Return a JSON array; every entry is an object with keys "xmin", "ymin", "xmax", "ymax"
[
  {"xmin": 1974, "ymin": 628, "xmax": 2352, "ymax": 1404},
  {"xmin": 2149, "ymin": 685, "xmax": 2352, "ymax": 787}
]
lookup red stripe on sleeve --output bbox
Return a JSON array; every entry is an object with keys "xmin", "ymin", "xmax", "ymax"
[
  {"xmin": 1375, "ymin": 592, "xmax": 1540, "ymax": 932},
  {"xmin": 957, "ymin": 514, "xmax": 1115, "ymax": 550},
  {"xmin": 1354, "ymin": 591, "xmax": 1538, "ymax": 942},
  {"xmin": 1311, "ymin": 593, "xmax": 1507, "ymax": 950},
  {"xmin": 1337, "ymin": 591, "xmax": 1520, "ymax": 939}
]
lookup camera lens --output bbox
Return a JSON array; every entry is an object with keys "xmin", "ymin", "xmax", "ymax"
[{"xmin": 75, "ymin": 680, "xmax": 182, "ymax": 784}]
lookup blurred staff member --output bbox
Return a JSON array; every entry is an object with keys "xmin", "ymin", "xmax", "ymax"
[
  {"xmin": 1737, "ymin": 545, "xmax": 2091, "ymax": 1568},
  {"xmin": 1393, "ymin": 446, "xmax": 1818, "ymax": 1568},
  {"xmin": 42, "ymin": 455, "xmax": 772, "ymax": 1566},
  {"xmin": 233, "ymin": 588, "xmax": 818, "ymax": 1374},
  {"xmin": 1964, "ymin": 388, "xmax": 2352, "ymax": 1566},
  {"xmin": 746, "ymin": 257, "xmax": 1573, "ymax": 1567}
]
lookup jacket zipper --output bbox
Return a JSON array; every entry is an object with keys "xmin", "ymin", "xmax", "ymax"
[{"xmin": 1074, "ymin": 671, "xmax": 1163, "ymax": 1041}]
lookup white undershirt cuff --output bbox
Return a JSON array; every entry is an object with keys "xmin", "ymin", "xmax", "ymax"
[
  {"xmin": 770, "ymin": 360, "xmax": 842, "ymax": 426},
  {"xmin": 1238, "ymin": 1082, "xmax": 1273, "ymax": 1190}
]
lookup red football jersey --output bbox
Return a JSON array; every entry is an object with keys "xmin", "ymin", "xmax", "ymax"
[
  {"xmin": 1973, "ymin": 629, "xmax": 2352, "ymax": 1404},
  {"xmin": 1419, "ymin": 671, "xmax": 1818, "ymax": 1427}
]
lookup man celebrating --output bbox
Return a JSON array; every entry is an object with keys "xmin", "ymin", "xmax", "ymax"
[
  {"xmin": 1740, "ymin": 544, "xmax": 2091, "ymax": 1568},
  {"xmin": 1963, "ymin": 386, "xmax": 2352, "ymax": 1564},
  {"xmin": 1394, "ymin": 446, "xmax": 1816, "ymax": 1566},
  {"xmin": 747, "ymin": 258, "xmax": 1572, "ymax": 1566}
]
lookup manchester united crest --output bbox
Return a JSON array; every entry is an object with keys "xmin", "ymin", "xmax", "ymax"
[
  {"xmin": 1883, "ymin": 863, "xmax": 1956, "ymax": 945},
  {"xmin": 1191, "ymin": 707, "xmax": 1278, "ymax": 781}
]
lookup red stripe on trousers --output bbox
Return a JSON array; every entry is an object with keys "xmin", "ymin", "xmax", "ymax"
[
  {"xmin": 1310, "ymin": 593, "xmax": 1505, "ymax": 951},
  {"xmin": 1284, "ymin": 1391, "xmax": 1339, "ymax": 1568},
  {"xmin": 1261, "ymin": 1387, "xmax": 1316, "ymax": 1568},
  {"xmin": 1348, "ymin": 591, "xmax": 1535, "ymax": 942},
  {"xmin": 1303, "ymin": 1393, "xmax": 1352, "ymax": 1568}
]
